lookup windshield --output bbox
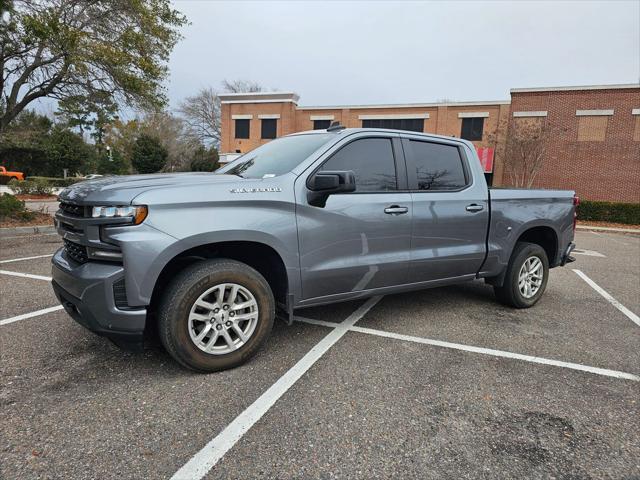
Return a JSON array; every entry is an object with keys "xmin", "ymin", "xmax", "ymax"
[{"xmin": 217, "ymin": 133, "xmax": 335, "ymax": 179}]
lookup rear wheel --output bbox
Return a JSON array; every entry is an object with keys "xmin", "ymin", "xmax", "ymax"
[
  {"xmin": 494, "ymin": 242, "xmax": 549, "ymax": 308},
  {"xmin": 158, "ymin": 259, "xmax": 275, "ymax": 372}
]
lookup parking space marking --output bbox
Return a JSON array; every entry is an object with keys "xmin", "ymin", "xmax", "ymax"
[
  {"xmin": 0, "ymin": 305, "xmax": 64, "ymax": 326},
  {"xmin": 171, "ymin": 296, "xmax": 382, "ymax": 480},
  {"xmin": 573, "ymin": 269, "xmax": 640, "ymax": 327},
  {"xmin": 349, "ymin": 326, "xmax": 639, "ymax": 382},
  {"xmin": 295, "ymin": 318, "xmax": 640, "ymax": 382},
  {"xmin": 572, "ymin": 249, "xmax": 606, "ymax": 257},
  {"xmin": 0, "ymin": 270, "xmax": 52, "ymax": 281},
  {"xmin": 0, "ymin": 254, "xmax": 54, "ymax": 264}
]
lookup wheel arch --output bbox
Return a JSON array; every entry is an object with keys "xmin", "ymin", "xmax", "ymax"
[{"xmin": 149, "ymin": 239, "xmax": 291, "ymax": 313}]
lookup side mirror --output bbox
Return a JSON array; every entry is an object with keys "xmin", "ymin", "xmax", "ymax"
[
  {"xmin": 308, "ymin": 170, "xmax": 356, "ymax": 193},
  {"xmin": 307, "ymin": 170, "xmax": 356, "ymax": 208}
]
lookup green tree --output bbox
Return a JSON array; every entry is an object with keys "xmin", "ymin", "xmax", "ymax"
[
  {"xmin": 44, "ymin": 126, "xmax": 94, "ymax": 177},
  {"xmin": 0, "ymin": 0, "xmax": 187, "ymax": 133},
  {"xmin": 97, "ymin": 148, "xmax": 129, "ymax": 175},
  {"xmin": 189, "ymin": 145, "xmax": 219, "ymax": 172},
  {"xmin": 131, "ymin": 134, "xmax": 167, "ymax": 173}
]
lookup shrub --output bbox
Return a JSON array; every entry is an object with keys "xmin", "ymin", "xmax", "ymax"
[
  {"xmin": 27, "ymin": 176, "xmax": 83, "ymax": 187},
  {"xmin": 8, "ymin": 178, "xmax": 54, "ymax": 195},
  {"xmin": 578, "ymin": 200, "xmax": 640, "ymax": 225},
  {"xmin": 0, "ymin": 194, "xmax": 35, "ymax": 221}
]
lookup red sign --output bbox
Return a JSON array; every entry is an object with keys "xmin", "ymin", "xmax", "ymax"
[{"xmin": 475, "ymin": 147, "xmax": 494, "ymax": 173}]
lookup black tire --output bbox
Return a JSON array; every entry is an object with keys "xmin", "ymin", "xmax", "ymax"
[
  {"xmin": 494, "ymin": 242, "xmax": 549, "ymax": 308},
  {"xmin": 158, "ymin": 258, "xmax": 275, "ymax": 372}
]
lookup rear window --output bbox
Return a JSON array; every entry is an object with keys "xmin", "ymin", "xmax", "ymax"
[
  {"xmin": 217, "ymin": 133, "xmax": 334, "ymax": 179},
  {"xmin": 409, "ymin": 140, "xmax": 467, "ymax": 191}
]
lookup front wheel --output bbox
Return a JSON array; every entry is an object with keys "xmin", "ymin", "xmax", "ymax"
[
  {"xmin": 158, "ymin": 259, "xmax": 275, "ymax": 372},
  {"xmin": 494, "ymin": 242, "xmax": 549, "ymax": 308}
]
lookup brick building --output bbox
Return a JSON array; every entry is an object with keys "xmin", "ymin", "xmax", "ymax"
[{"xmin": 219, "ymin": 84, "xmax": 640, "ymax": 203}]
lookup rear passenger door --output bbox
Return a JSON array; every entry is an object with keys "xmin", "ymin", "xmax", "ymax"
[
  {"xmin": 402, "ymin": 137, "xmax": 489, "ymax": 283},
  {"xmin": 296, "ymin": 134, "xmax": 413, "ymax": 300}
]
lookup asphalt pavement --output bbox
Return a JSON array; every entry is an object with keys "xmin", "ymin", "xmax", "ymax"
[{"xmin": 0, "ymin": 230, "xmax": 638, "ymax": 479}]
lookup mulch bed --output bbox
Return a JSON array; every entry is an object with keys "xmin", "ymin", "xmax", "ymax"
[
  {"xmin": 0, "ymin": 213, "xmax": 54, "ymax": 228},
  {"xmin": 15, "ymin": 195, "xmax": 58, "ymax": 201},
  {"xmin": 577, "ymin": 220, "xmax": 640, "ymax": 230}
]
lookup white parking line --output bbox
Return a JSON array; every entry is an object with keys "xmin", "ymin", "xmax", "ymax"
[
  {"xmin": 573, "ymin": 269, "xmax": 640, "ymax": 327},
  {"xmin": 171, "ymin": 296, "xmax": 382, "ymax": 480},
  {"xmin": 0, "ymin": 270, "xmax": 52, "ymax": 281},
  {"xmin": 0, "ymin": 254, "xmax": 54, "ymax": 264},
  {"xmin": 349, "ymin": 326, "xmax": 639, "ymax": 382},
  {"xmin": 0, "ymin": 305, "xmax": 64, "ymax": 326},
  {"xmin": 572, "ymin": 249, "xmax": 606, "ymax": 258},
  {"xmin": 294, "ymin": 318, "xmax": 639, "ymax": 382}
]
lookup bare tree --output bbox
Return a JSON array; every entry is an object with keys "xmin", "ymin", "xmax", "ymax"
[
  {"xmin": 503, "ymin": 119, "xmax": 553, "ymax": 188},
  {"xmin": 177, "ymin": 87, "xmax": 221, "ymax": 147},
  {"xmin": 221, "ymin": 79, "xmax": 263, "ymax": 93}
]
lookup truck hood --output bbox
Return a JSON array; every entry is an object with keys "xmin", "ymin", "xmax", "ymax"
[{"xmin": 59, "ymin": 172, "xmax": 241, "ymax": 204}]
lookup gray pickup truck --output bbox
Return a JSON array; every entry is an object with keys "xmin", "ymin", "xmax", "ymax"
[{"xmin": 52, "ymin": 126, "xmax": 577, "ymax": 371}]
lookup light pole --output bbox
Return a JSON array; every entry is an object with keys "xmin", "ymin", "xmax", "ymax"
[{"xmin": 106, "ymin": 145, "xmax": 113, "ymax": 162}]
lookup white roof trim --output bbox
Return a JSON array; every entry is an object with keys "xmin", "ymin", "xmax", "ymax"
[
  {"xmin": 359, "ymin": 113, "xmax": 430, "ymax": 120},
  {"xmin": 511, "ymin": 84, "xmax": 639, "ymax": 93},
  {"xmin": 223, "ymin": 99, "xmax": 297, "ymax": 105},
  {"xmin": 458, "ymin": 112, "xmax": 489, "ymax": 118},
  {"xmin": 632, "ymin": 108, "xmax": 640, "ymax": 115},
  {"xmin": 298, "ymin": 100, "xmax": 509, "ymax": 110},
  {"xmin": 513, "ymin": 111, "xmax": 548, "ymax": 117},
  {"xmin": 231, "ymin": 114, "xmax": 253, "ymax": 120},
  {"xmin": 258, "ymin": 114, "xmax": 280, "ymax": 119},
  {"xmin": 309, "ymin": 115, "xmax": 335, "ymax": 121},
  {"xmin": 219, "ymin": 92, "xmax": 299, "ymax": 104},
  {"xmin": 575, "ymin": 109, "xmax": 614, "ymax": 116}
]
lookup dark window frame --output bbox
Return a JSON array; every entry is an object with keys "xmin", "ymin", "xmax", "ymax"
[
  {"xmin": 234, "ymin": 118, "xmax": 250, "ymax": 139},
  {"xmin": 362, "ymin": 118, "xmax": 424, "ymax": 133},
  {"xmin": 400, "ymin": 137, "xmax": 471, "ymax": 193},
  {"xmin": 313, "ymin": 119, "xmax": 332, "ymax": 130},
  {"xmin": 308, "ymin": 135, "xmax": 407, "ymax": 194},
  {"xmin": 460, "ymin": 117, "xmax": 484, "ymax": 141},
  {"xmin": 261, "ymin": 118, "xmax": 278, "ymax": 139}
]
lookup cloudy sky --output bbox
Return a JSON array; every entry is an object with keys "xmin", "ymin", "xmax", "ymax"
[{"xmin": 167, "ymin": 0, "xmax": 640, "ymax": 109}]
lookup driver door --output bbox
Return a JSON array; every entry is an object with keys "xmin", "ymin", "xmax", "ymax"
[{"xmin": 296, "ymin": 134, "xmax": 413, "ymax": 300}]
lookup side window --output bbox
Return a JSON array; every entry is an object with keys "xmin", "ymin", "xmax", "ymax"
[
  {"xmin": 410, "ymin": 140, "xmax": 467, "ymax": 191},
  {"xmin": 320, "ymin": 138, "xmax": 397, "ymax": 192}
]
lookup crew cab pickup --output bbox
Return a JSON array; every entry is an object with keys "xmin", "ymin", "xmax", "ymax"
[
  {"xmin": 0, "ymin": 166, "xmax": 25, "ymax": 182},
  {"xmin": 52, "ymin": 127, "xmax": 577, "ymax": 372}
]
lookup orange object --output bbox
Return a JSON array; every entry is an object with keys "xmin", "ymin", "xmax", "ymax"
[{"xmin": 0, "ymin": 166, "xmax": 24, "ymax": 181}]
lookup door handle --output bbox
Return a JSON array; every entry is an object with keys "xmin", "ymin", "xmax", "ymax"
[
  {"xmin": 384, "ymin": 205, "xmax": 409, "ymax": 215},
  {"xmin": 465, "ymin": 204, "xmax": 484, "ymax": 212}
]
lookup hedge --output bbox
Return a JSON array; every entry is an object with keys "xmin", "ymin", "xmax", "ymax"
[
  {"xmin": 578, "ymin": 200, "xmax": 640, "ymax": 225},
  {"xmin": 27, "ymin": 176, "xmax": 84, "ymax": 187}
]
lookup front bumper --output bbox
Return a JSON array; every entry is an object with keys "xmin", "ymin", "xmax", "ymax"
[{"xmin": 51, "ymin": 248, "xmax": 147, "ymax": 350}]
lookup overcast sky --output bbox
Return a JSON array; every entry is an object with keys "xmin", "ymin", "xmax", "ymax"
[{"xmin": 167, "ymin": 0, "xmax": 640, "ymax": 109}]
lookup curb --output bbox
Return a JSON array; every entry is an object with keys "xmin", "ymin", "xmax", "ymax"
[
  {"xmin": 576, "ymin": 225, "xmax": 640, "ymax": 235},
  {"xmin": 0, "ymin": 225, "xmax": 56, "ymax": 237}
]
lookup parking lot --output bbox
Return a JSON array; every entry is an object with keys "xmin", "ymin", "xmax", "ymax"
[{"xmin": 1, "ymin": 229, "xmax": 639, "ymax": 479}]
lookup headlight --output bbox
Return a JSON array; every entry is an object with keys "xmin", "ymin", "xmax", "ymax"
[{"xmin": 91, "ymin": 205, "xmax": 148, "ymax": 225}]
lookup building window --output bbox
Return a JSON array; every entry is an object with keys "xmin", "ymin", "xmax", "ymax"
[
  {"xmin": 577, "ymin": 116, "xmax": 607, "ymax": 142},
  {"xmin": 361, "ymin": 118, "xmax": 424, "ymax": 133},
  {"xmin": 408, "ymin": 140, "xmax": 467, "ymax": 191},
  {"xmin": 261, "ymin": 118, "xmax": 277, "ymax": 139},
  {"xmin": 320, "ymin": 138, "xmax": 397, "ymax": 192},
  {"xmin": 461, "ymin": 117, "xmax": 484, "ymax": 141},
  {"xmin": 235, "ymin": 119, "xmax": 250, "ymax": 139},
  {"xmin": 313, "ymin": 119, "xmax": 331, "ymax": 130}
]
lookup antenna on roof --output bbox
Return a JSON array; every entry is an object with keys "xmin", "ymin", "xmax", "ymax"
[{"xmin": 327, "ymin": 121, "xmax": 345, "ymax": 132}]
